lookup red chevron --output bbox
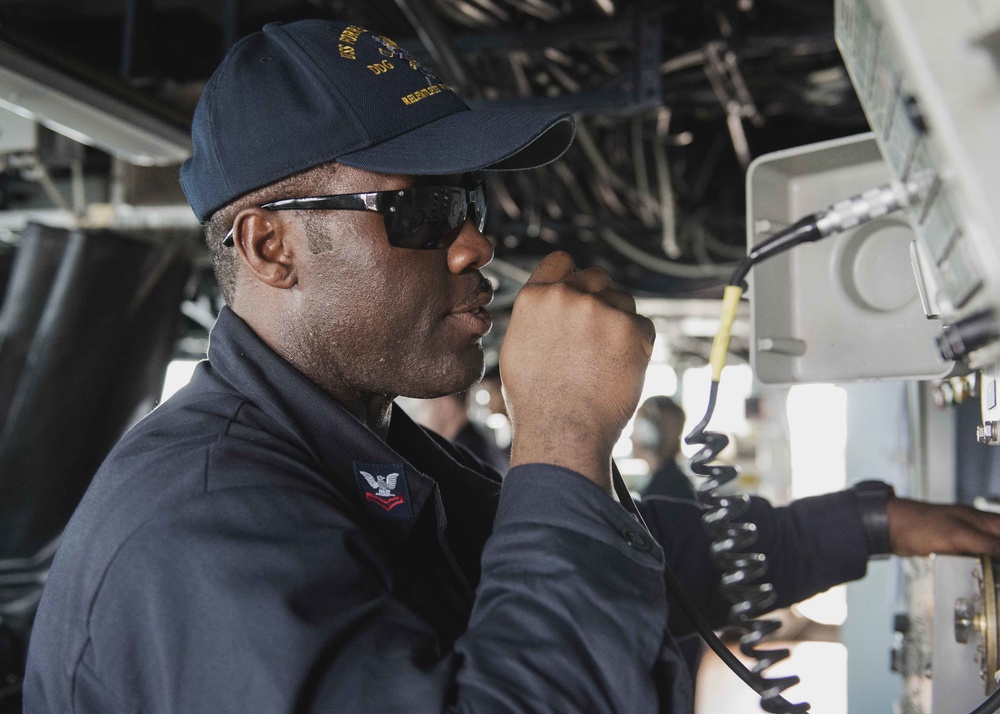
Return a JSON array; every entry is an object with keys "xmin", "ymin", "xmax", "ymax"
[{"xmin": 366, "ymin": 492, "xmax": 405, "ymax": 511}]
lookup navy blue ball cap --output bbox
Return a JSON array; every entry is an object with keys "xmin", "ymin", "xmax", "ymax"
[{"xmin": 180, "ymin": 19, "xmax": 576, "ymax": 223}]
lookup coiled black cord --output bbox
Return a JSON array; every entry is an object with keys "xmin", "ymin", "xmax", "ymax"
[
  {"xmin": 679, "ymin": 214, "xmax": 827, "ymax": 714},
  {"xmin": 612, "ymin": 213, "xmax": 827, "ymax": 713},
  {"xmin": 685, "ymin": 382, "xmax": 808, "ymax": 713}
]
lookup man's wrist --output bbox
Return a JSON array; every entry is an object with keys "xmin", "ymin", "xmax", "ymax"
[
  {"xmin": 510, "ymin": 440, "xmax": 612, "ymax": 493},
  {"xmin": 849, "ymin": 480, "xmax": 895, "ymax": 559}
]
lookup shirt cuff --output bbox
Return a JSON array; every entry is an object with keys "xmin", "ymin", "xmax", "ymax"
[{"xmin": 497, "ymin": 464, "xmax": 665, "ymax": 569}]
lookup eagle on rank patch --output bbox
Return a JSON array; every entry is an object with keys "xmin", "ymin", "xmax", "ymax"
[{"xmin": 353, "ymin": 462, "xmax": 413, "ymax": 519}]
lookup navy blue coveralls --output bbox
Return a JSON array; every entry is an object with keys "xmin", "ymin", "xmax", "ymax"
[{"xmin": 24, "ymin": 307, "xmax": 870, "ymax": 713}]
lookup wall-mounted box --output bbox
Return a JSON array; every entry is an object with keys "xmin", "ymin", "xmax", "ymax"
[{"xmin": 748, "ymin": 133, "xmax": 952, "ymax": 385}]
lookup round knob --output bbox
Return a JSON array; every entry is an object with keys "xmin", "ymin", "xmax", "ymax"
[{"xmin": 957, "ymin": 598, "xmax": 975, "ymax": 643}]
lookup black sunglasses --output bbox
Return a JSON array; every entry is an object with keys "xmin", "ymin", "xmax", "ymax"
[{"xmin": 223, "ymin": 182, "xmax": 487, "ymax": 249}]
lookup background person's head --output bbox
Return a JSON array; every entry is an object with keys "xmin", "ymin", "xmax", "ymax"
[
  {"xmin": 630, "ymin": 395, "xmax": 686, "ymax": 471},
  {"xmin": 179, "ymin": 20, "xmax": 575, "ymax": 403}
]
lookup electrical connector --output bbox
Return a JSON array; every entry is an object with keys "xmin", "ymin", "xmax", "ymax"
[{"xmin": 815, "ymin": 181, "xmax": 918, "ymax": 238}]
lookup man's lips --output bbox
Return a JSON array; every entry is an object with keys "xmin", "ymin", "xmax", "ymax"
[
  {"xmin": 449, "ymin": 290, "xmax": 494, "ymax": 336},
  {"xmin": 449, "ymin": 306, "xmax": 493, "ymax": 336}
]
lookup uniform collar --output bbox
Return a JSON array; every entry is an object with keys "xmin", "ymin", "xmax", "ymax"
[{"xmin": 206, "ymin": 307, "xmax": 499, "ymax": 583}]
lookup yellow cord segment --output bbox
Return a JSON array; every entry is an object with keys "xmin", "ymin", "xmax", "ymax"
[{"xmin": 709, "ymin": 285, "xmax": 743, "ymax": 382}]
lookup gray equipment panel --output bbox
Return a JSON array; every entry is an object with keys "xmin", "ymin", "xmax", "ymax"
[
  {"xmin": 748, "ymin": 133, "xmax": 950, "ymax": 384},
  {"xmin": 836, "ymin": 0, "xmax": 1000, "ymax": 340}
]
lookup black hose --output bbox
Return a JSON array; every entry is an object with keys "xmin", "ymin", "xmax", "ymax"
[{"xmin": 971, "ymin": 687, "xmax": 1000, "ymax": 714}]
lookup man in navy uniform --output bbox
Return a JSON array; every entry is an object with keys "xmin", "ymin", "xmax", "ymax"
[
  {"xmin": 633, "ymin": 396, "xmax": 698, "ymax": 502},
  {"xmin": 24, "ymin": 19, "xmax": 1000, "ymax": 713}
]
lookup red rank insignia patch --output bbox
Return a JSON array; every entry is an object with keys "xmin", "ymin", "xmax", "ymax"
[{"xmin": 353, "ymin": 462, "xmax": 412, "ymax": 520}]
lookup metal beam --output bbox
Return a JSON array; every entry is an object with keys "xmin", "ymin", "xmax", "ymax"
[
  {"xmin": 0, "ymin": 40, "xmax": 191, "ymax": 166},
  {"xmin": 0, "ymin": 204, "xmax": 199, "ymax": 236}
]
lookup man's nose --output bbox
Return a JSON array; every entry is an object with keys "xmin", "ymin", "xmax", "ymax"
[{"xmin": 447, "ymin": 221, "xmax": 494, "ymax": 274}]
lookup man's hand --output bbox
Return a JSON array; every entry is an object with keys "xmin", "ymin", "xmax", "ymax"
[
  {"xmin": 887, "ymin": 498, "xmax": 1000, "ymax": 557},
  {"xmin": 500, "ymin": 251, "xmax": 655, "ymax": 492}
]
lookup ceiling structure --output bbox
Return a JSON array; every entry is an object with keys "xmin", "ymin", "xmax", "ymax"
[{"xmin": 0, "ymin": 0, "xmax": 870, "ymax": 363}]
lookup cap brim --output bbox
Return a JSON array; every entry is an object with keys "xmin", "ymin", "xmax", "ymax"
[{"xmin": 336, "ymin": 108, "xmax": 575, "ymax": 176}]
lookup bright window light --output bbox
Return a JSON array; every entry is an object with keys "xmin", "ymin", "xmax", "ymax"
[
  {"xmin": 160, "ymin": 360, "xmax": 200, "ymax": 403},
  {"xmin": 787, "ymin": 383, "xmax": 848, "ymax": 626},
  {"xmin": 787, "ymin": 384, "xmax": 847, "ymax": 499},
  {"xmin": 485, "ymin": 413, "xmax": 510, "ymax": 431}
]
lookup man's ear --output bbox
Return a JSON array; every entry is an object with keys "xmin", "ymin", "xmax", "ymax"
[{"xmin": 230, "ymin": 208, "xmax": 297, "ymax": 289}]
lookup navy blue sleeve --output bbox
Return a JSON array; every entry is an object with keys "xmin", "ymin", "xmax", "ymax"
[
  {"xmin": 79, "ymin": 466, "xmax": 669, "ymax": 714},
  {"xmin": 455, "ymin": 465, "xmax": 669, "ymax": 712},
  {"xmin": 639, "ymin": 490, "xmax": 870, "ymax": 635}
]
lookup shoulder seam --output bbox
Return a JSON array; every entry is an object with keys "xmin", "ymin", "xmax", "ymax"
[{"xmin": 202, "ymin": 398, "xmax": 249, "ymax": 493}]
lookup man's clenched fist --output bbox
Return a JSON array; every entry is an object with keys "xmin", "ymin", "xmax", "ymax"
[{"xmin": 500, "ymin": 252, "xmax": 655, "ymax": 492}]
